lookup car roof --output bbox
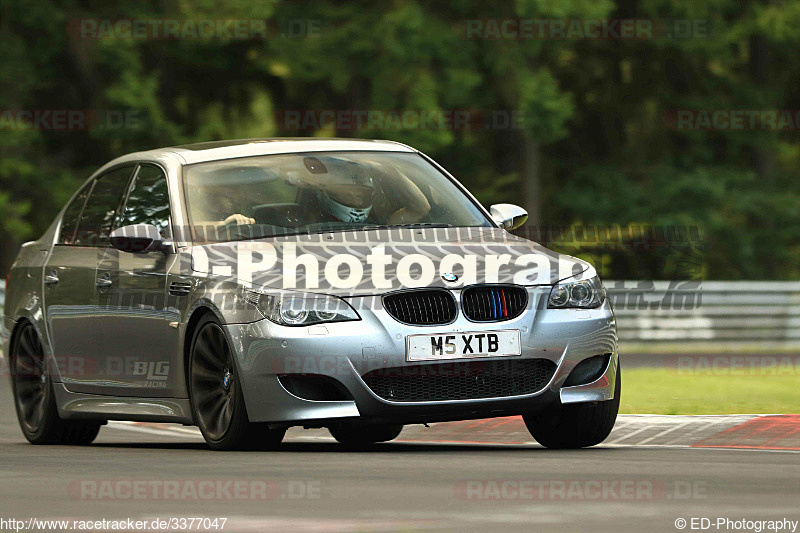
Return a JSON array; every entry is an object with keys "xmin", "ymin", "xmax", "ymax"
[{"xmin": 105, "ymin": 138, "xmax": 417, "ymax": 167}]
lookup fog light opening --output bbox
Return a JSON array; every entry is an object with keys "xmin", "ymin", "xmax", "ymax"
[
  {"xmin": 278, "ymin": 374, "xmax": 354, "ymax": 402},
  {"xmin": 563, "ymin": 354, "xmax": 611, "ymax": 387}
]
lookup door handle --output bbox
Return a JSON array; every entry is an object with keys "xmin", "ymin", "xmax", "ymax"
[
  {"xmin": 44, "ymin": 272, "xmax": 59, "ymax": 285},
  {"xmin": 95, "ymin": 273, "xmax": 113, "ymax": 288}
]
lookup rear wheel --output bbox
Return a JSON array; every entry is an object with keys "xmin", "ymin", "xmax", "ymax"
[
  {"xmin": 523, "ymin": 365, "xmax": 621, "ymax": 449},
  {"xmin": 329, "ymin": 423, "xmax": 403, "ymax": 446},
  {"xmin": 188, "ymin": 315, "xmax": 285, "ymax": 450},
  {"xmin": 11, "ymin": 322, "xmax": 101, "ymax": 445}
]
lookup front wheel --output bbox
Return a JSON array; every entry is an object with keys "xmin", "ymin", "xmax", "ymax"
[
  {"xmin": 523, "ymin": 365, "xmax": 621, "ymax": 449},
  {"xmin": 11, "ymin": 322, "xmax": 101, "ymax": 445},
  {"xmin": 329, "ymin": 423, "xmax": 403, "ymax": 446},
  {"xmin": 188, "ymin": 315, "xmax": 285, "ymax": 450}
]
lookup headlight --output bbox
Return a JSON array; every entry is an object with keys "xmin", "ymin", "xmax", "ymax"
[
  {"xmin": 547, "ymin": 276, "xmax": 605, "ymax": 309},
  {"xmin": 244, "ymin": 289, "xmax": 360, "ymax": 326}
]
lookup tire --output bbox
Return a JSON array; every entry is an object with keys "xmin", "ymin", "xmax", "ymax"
[
  {"xmin": 523, "ymin": 364, "xmax": 621, "ymax": 449},
  {"xmin": 10, "ymin": 322, "xmax": 102, "ymax": 445},
  {"xmin": 188, "ymin": 315, "xmax": 285, "ymax": 450},
  {"xmin": 329, "ymin": 423, "xmax": 403, "ymax": 446}
]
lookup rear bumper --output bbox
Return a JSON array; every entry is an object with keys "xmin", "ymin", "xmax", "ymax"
[{"xmin": 225, "ymin": 287, "xmax": 619, "ymax": 425}]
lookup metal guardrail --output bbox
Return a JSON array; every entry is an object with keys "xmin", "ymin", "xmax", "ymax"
[
  {"xmin": 1, "ymin": 279, "xmax": 797, "ymax": 345},
  {"xmin": 607, "ymin": 280, "xmax": 800, "ymax": 344}
]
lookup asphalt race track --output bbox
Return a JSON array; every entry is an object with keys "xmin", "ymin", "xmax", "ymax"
[{"xmin": 1, "ymin": 381, "xmax": 799, "ymax": 532}]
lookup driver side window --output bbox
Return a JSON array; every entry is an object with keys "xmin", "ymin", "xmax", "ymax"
[{"xmin": 118, "ymin": 164, "xmax": 171, "ymax": 238}]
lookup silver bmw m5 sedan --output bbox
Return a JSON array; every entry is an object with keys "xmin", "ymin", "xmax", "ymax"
[{"xmin": 2, "ymin": 138, "xmax": 619, "ymax": 450}]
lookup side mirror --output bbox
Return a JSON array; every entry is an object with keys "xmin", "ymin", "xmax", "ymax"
[
  {"xmin": 110, "ymin": 224, "xmax": 172, "ymax": 254},
  {"xmin": 490, "ymin": 204, "xmax": 528, "ymax": 231}
]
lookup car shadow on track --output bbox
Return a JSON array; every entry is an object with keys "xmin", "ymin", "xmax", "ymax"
[{"xmin": 84, "ymin": 441, "xmax": 621, "ymax": 453}]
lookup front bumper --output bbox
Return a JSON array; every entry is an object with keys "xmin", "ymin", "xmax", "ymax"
[
  {"xmin": 225, "ymin": 286, "xmax": 619, "ymax": 425},
  {"xmin": 1, "ymin": 316, "xmax": 13, "ymax": 361}
]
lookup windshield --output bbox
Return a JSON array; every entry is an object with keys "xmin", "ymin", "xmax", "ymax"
[{"xmin": 183, "ymin": 151, "xmax": 493, "ymax": 242}]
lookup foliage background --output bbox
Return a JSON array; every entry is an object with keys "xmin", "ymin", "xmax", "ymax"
[{"xmin": 1, "ymin": 0, "xmax": 799, "ymax": 280}]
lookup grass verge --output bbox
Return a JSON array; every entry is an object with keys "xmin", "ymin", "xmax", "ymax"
[{"xmin": 620, "ymin": 368, "xmax": 799, "ymax": 415}]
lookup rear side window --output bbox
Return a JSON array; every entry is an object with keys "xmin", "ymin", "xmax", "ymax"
[
  {"xmin": 118, "ymin": 164, "xmax": 171, "ymax": 238},
  {"xmin": 58, "ymin": 182, "xmax": 92, "ymax": 245},
  {"xmin": 74, "ymin": 166, "xmax": 134, "ymax": 247}
]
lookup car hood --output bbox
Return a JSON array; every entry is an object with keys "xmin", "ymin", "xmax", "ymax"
[{"xmin": 187, "ymin": 227, "xmax": 592, "ymax": 296}]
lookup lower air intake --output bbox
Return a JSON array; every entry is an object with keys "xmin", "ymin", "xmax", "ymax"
[{"xmin": 362, "ymin": 359, "xmax": 556, "ymax": 402}]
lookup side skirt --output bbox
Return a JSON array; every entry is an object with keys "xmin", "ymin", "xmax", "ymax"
[{"xmin": 53, "ymin": 383, "xmax": 194, "ymax": 424}]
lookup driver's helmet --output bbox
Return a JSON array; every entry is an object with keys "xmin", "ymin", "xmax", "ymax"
[{"xmin": 316, "ymin": 163, "xmax": 376, "ymax": 223}]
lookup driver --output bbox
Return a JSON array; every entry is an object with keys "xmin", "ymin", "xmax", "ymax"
[
  {"xmin": 193, "ymin": 194, "xmax": 254, "ymax": 233},
  {"xmin": 316, "ymin": 173, "xmax": 375, "ymax": 223},
  {"xmin": 306, "ymin": 158, "xmax": 431, "ymax": 225},
  {"xmin": 219, "ymin": 213, "xmax": 255, "ymax": 226},
  {"xmin": 201, "ymin": 156, "xmax": 433, "ymax": 231}
]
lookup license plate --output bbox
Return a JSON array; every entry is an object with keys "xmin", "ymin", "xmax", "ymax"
[{"xmin": 406, "ymin": 330, "xmax": 521, "ymax": 362}]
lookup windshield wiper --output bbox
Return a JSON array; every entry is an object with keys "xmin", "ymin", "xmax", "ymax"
[
  {"xmin": 392, "ymin": 223, "xmax": 453, "ymax": 228},
  {"xmin": 360, "ymin": 223, "xmax": 453, "ymax": 231},
  {"xmin": 228, "ymin": 223, "xmax": 454, "ymax": 241}
]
